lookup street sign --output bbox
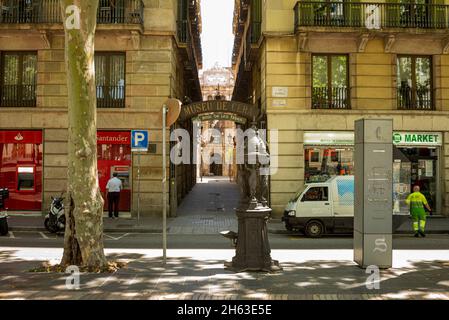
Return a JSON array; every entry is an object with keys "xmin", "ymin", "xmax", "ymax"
[{"xmin": 131, "ymin": 130, "xmax": 149, "ymax": 152}]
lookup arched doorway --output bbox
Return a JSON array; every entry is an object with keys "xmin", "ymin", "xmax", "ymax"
[{"xmin": 169, "ymin": 100, "xmax": 262, "ymax": 224}]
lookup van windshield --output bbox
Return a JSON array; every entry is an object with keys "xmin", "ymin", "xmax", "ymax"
[
  {"xmin": 301, "ymin": 187, "xmax": 329, "ymax": 202},
  {"xmin": 291, "ymin": 190, "xmax": 303, "ymax": 202}
]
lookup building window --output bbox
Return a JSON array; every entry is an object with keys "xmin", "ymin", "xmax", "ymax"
[
  {"xmin": 397, "ymin": 56, "xmax": 432, "ymax": 110},
  {"xmin": 0, "ymin": 52, "xmax": 37, "ymax": 107},
  {"xmin": 312, "ymin": 54, "xmax": 349, "ymax": 109},
  {"xmin": 95, "ymin": 52, "xmax": 125, "ymax": 108}
]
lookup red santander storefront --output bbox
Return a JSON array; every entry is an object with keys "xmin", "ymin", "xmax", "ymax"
[
  {"xmin": 0, "ymin": 130, "xmax": 43, "ymax": 211},
  {"xmin": 97, "ymin": 131, "xmax": 131, "ymax": 212},
  {"xmin": 0, "ymin": 130, "xmax": 132, "ymax": 212}
]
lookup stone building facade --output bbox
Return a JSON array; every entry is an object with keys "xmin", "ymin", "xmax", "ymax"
[
  {"xmin": 0, "ymin": 0, "xmax": 202, "ymax": 216},
  {"xmin": 200, "ymin": 63, "xmax": 235, "ymax": 101},
  {"xmin": 232, "ymin": 0, "xmax": 449, "ymax": 217},
  {"xmin": 197, "ymin": 63, "xmax": 236, "ymax": 179}
]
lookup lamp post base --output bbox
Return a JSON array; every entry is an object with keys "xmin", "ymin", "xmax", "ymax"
[{"xmin": 224, "ymin": 207, "xmax": 282, "ymax": 273}]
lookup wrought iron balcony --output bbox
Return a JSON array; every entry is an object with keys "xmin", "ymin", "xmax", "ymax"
[
  {"xmin": 177, "ymin": 19, "xmax": 189, "ymax": 43},
  {"xmin": 294, "ymin": 1, "xmax": 449, "ymax": 29},
  {"xmin": 250, "ymin": 21, "xmax": 261, "ymax": 44},
  {"xmin": 0, "ymin": 84, "xmax": 36, "ymax": 107},
  {"xmin": 312, "ymin": 86, "xmax": 350, "ymax": 109},
  {"xmin": 0, "ymin": 0, "xmax": 144, "ymax": 25},
  {"xmin": 96, "ymin": 85, "xmax": 125, "ymax": 108},
  {"xmin": 397, "ymin": 86, "xmax": 433, "ymax": 110}
]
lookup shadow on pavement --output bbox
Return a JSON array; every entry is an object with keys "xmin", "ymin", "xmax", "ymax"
[{"xmin": 0, "ymin": 250, "xmax": 448, "ymax": 300}]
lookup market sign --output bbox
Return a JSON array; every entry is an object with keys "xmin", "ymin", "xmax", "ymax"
[
  {"xmin": 193, "ymin": 113, "xmax": 247, "ymax": 124},
  {"xmin": 392, "ymin": 132, "xmax": 442, "ymax": 146},
  {"xmin": 305, "ymin": 131, "xmax": 443, "ymax": 146},
  {"xmin": 304, "ymin": 132, "xmax": 354, "ymax": 145}
]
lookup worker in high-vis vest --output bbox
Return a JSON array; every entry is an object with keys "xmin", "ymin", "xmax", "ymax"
[{"xmin": 406, "ymin": 186, "xmax": 431, "ymax": 238}]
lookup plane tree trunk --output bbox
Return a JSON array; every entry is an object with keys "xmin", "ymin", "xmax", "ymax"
[{"xmin": 60, "ymin": 0, "xmax": 107, "ymax": 268}]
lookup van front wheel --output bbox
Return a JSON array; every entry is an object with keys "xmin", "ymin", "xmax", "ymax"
[{"xmin": 305, "ymin": 220, "xmax": 324, "ymax": 238}]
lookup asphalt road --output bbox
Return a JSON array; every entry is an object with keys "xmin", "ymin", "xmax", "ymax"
[{"xmin": 1, "ymin": 231, "xmax": 448, "ymax": 249}]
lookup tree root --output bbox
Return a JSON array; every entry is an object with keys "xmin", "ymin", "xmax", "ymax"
[{"xmin": 29, "ymin": 261, "xmax": 127, "ymax": 273}]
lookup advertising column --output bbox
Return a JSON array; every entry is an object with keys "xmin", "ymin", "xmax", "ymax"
[{"xmin": 354, "ymin": 119, "xmax": 393, "ymax": 269}]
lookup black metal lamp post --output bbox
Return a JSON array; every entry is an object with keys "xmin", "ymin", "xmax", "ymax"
[{"xmin": 223, "ymin": 123, "xmax": 281, "ymax": 272}]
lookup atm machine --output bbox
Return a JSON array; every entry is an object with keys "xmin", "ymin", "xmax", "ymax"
[{"xmin": 109, "ymin": 165, "xmax": 131, "ymax": 211}]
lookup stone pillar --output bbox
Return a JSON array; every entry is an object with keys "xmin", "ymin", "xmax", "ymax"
[{"xmin": 354, "ymin": 119, "xmax": 393, "ymax": 269}]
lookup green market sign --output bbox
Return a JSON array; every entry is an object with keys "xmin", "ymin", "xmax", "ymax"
[
  {"xmin": 392, "ymin": 132, "xmax": 442, "ymax": 146},
  {"xmin": 305, "ymin": 131, "xmax": 442, "ymax": 146}
]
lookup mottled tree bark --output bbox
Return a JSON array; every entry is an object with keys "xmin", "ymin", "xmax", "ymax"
[{"xmin": 60, "ymin": 0, "xmax": 107, "ymax": 267}]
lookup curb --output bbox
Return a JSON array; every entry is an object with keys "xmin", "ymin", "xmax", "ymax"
[
  {"xmin": 8, "ymin": 226, "xmax": 167, "ymax": 233},
  {"xmin": 268, "ymin": 229, "xmax": 449, "ymax": 235},
  {"xmin": 9, "ymin": 226, "xmax": 449, "ymax": 235}
]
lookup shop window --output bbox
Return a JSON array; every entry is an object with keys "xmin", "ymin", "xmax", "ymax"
[
  {"xmin": 305, "ymin": 147, "xmax": 354, "ymax": 183},
  {"xmin": 397, "ymin": 56, "xmax": 432, "ymax": 110},
  {"xmin": 395, "ymin": 146, "xmax": 438, "ymax": 212},
  {"xmin": 17, "ymin": 166, "xmax": 34, "ymax": 191},
  {"xmin": 95, "ymin": 52, "xmax": 125, "ymax": 108},
  {"xmin": 312, "ymin": 54, "xmax": 349, "ymax": 109},
  {"xmin": 302, "ymin": 187, "xmax": 329, "ymax": 202},
  {"xmin": 310, "ymin": 150, "xmax": 320, "ymax": 163},
  {"xmin": 0, "ymin": 52, "xmax": 37, "ymax": 107}
]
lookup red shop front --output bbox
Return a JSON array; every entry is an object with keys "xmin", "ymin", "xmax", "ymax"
[
  {"xmin": 97, "ymin": 131, "xmax": 131, "ymax": 212},
  {"xmin": 0, "ymin": 130, "xmax": 43, "ymax": 211}
]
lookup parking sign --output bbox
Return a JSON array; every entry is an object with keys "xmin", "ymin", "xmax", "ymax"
[{"xmin": 131, "ymin": 130, "xmax": 149, "ymax": 152}]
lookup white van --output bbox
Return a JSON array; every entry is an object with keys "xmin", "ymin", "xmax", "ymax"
[{"xmin": 281, "ymin": 176, "xmax": 408, "ymax": 237}]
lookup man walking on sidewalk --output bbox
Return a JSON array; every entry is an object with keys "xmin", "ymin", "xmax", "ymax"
[
  {"xmin": 406, "ymin": 185, "xmax": 431, "ymax": 238},
  {"xmin": 106, "ymin": 173, "xmax": 122, "ymax": 219}
]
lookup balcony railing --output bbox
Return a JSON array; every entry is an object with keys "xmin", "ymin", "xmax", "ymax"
[
  {"xmin": 397, "ymin": 86, "xmax": 433, "ymax": 110},
  {"xmin": 0, "ymin": 84, "xmax": 36, "ymax": 107},
  {"xmin": 250, "ymin": 21, "xmax": 261, "ymax": 44},
  {"xmin": 294, "ymin": 1, "xmax": 449, "ymax": 29},
  {"xmin": 177, "ymin": 19, "xmax": 188, "ymax": 43},
  {"xmin": 0, "ymin": 0, "xmax": 144, "ymax": 25},
  {"xmin": 96, "ymin": 85, "xmax": 125, "ymax": 108},
  {"xmin": 312, "ymin": 86, "xmax": 350, "ymax": 109}
]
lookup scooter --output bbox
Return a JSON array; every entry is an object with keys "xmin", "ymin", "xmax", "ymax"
[{"xmin": 44, "ymin": 193, "xmax": 65, "ymax": 233}]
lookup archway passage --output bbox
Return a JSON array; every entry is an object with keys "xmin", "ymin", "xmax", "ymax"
[{"xmin": 169, "ymin": 100, "xmax": 261, "ymax": 234}]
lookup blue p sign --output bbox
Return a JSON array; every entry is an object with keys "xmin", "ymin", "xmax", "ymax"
[{"xmin": 131, "ymin": 130, "xmax": 149, "ymax": 151}]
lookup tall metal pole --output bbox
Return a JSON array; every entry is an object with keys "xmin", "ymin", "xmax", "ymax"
[
  {"xmin": 137, "ymin": 152, "xmax": 141, "ymax": 224},
  {"xmin": 162, "ymin": 105, "xmax": 167, "ymax": 265}
]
